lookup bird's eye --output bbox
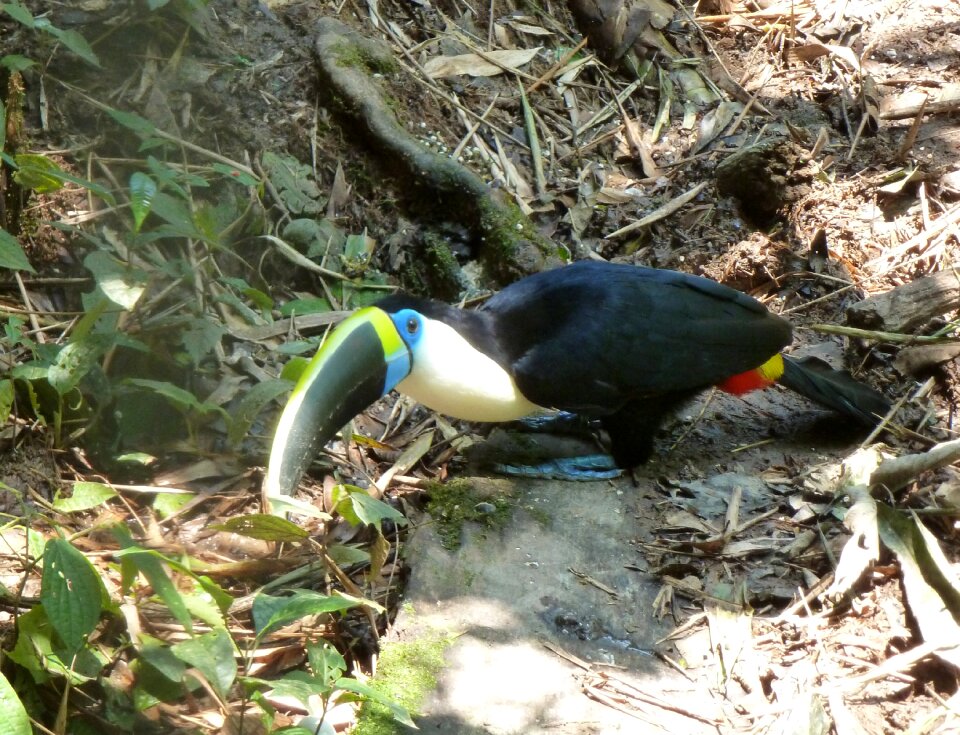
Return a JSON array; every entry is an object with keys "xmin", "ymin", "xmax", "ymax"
[{"xmin": 406, "ymin": 317, "xmax": 419, "ymax": 334}]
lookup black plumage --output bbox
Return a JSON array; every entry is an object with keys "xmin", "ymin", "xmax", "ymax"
[{"xmin": 376, "ymin": 261, "xmax": 887, "ymax": 468}]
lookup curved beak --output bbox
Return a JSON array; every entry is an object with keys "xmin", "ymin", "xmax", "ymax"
[{"xmin": 265, "ymin": 307, "xmax": 411, "ymax": 502}]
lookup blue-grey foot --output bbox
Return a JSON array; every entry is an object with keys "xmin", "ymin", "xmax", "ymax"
[{"xmin": 493, "ymin": 454, "xmax": 622, "ymax": 481}]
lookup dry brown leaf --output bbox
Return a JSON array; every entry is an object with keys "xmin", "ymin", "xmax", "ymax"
[{"xmin": 423, "ymin": 48, "xmax": 542, "ymax": 79}]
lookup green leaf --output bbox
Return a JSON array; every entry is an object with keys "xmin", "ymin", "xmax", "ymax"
[
  {"xmin": 279, "ymin": 356, "xmax": 309, "ymax": 382},
  {"xmin": 0, "ymin": 2, "xmax": 36, "ymax": 27},
  {"xmin": 106, "ymin": 107, "xmax": 157, "ymax": 137},
  {"xmin": 126, "ymin": 379, "xmax": 226, "ymax": 418},
  {"xmin": 13, "ymin": 154, "xmax": 113, "ymax": 203},
  {"xmin": 1, "ymin": 54, "xmax": 35, "ymax": 73},
  {"xmin": 116, "ymin": 547, "xmax": 193, "ymax": 633},
  {"xmin": 336, "ymin": 678, "xmax": 415, "ymax": 727},
  {"xmin": 215, "ymin": 514, "xmax": 310, "ymax": 542},
  {"xmin": 0, "ymin": 379, "xmax": 13, "ymax": 423},
  {"xmin": 180, "ymin": 319, "xmax": 225, "ymax": 366},
  {"xmin": 129, "ymin": 172, "xmax": 157, "ymax": 233},
  {"xmin": 261, "ymin": 151, "xmax": 323, "ymax": 216},
  {"xmin": 8, "ymin": 607, "xmax": 106, "ymax": 685},
  {"xmin": 153, "ymin": 492, "xmax": 191, "ymax": 518},
  {"xmin": 279, "ymin": 298, "xmax": 330, "ymax": 317},
  {"xmin": 53, "ymin": 481, "xmax": 117, "ymax": 513},
  {"xmin": 227, "ymin": 378, "xmax": 291, "ymax": 447},
  {"xmin": 83, "ymin": 252, "xmax": 146, "ymax": 310},
  {"xmin": 331, "ymin": 484, "xmax": 406, "ymax": 530},
  {"xmin": 307, "ymin": 640, "xmax": 346, "ymax": 684},
  {"xmin": 42, "ymin": 24, "xmax": 100, "ymax": 67},
  {"xmin": 0, "ymin": 227, "xmax": 35, "ymax": 272},
  {"xmin": 327, "ymin": 543, "xmax": 370, "ymax": 567},
  {"xmin": 251, "ymin": 590, "xmax": 381, "ymax": 638},
  {"xmin": 47, "ymin": 333, "xmax": 114, "ymax": 395},
  {"xmin": 267, "ymin": 676, "xmax": 328, "ymax": 704},
  {"xmin": 41, "ymin": 538, "xmax": 104, "ymax": 652},
  {"xmin": 0, "ymin": 669, "xmax": 30, "ymax": 735},
  {"xmin": 12, "ymin": 153, "xmax": 63, "ymax": 193},
  {"xmin": 172, "ymin": 629, "xmax": 236, "ymax": 698}
]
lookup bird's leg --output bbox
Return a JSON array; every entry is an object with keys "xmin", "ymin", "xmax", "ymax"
[{"xmin": 493, "ymin": 454, "xmax": 621, "ymax": 481}]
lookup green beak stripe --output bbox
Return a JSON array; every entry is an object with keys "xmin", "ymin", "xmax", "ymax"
[{"xmin": 265, "ymin": 308, "xmax": 407, "ymax": 501}]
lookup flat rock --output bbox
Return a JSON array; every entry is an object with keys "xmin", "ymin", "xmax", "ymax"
[{"xmin": 384, "ymin": 475, "xmax": 720, "ymax": 734}]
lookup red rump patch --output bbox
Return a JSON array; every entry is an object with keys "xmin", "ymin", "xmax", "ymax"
[{"xmin": 718, "ymin": 369, "xmax": 775, "ymax": 396}]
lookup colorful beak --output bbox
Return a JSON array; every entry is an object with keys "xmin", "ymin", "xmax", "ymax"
[{"xmin": 265, "ymin": 307, "xmax": 411, "ymax": 501}]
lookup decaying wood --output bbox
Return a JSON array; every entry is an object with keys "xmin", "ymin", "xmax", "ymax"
[
  {"xmin": 846, "ymin": 270, "xmax": 960, "ymax": 333},
  {"xmin": 871, "ymin": 438, "xmax": 960, "ymax": 493},
  {"xmin": 894, "ymin": 343, "xmax": 960, "ymax": 375}
]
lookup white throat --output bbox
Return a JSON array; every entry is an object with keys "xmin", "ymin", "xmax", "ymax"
[{"xmin": 396, "ymin": 318, "xmax": 540, "ymax": 422}]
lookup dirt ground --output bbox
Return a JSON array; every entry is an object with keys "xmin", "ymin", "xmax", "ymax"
[{"xmin": 2, "ymin": 0, "xmax": 960, "ymax": 732}]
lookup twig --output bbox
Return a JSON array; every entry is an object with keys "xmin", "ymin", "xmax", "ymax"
[
  {"xmin": 525, "ymin": 36, "xmax": 589, "ymax": 94},
  {"xmin": 606, "ymin": 182, "xmax": 708, "ymax": 239}
]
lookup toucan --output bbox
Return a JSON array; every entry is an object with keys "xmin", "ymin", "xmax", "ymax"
[{"xmin": 265, "ymin": 261, "xmax": 890, "ymax": 497}]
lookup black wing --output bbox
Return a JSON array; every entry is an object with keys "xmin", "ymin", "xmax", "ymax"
[{"xmin": 483, "ymin": 261, "xmax": 792, "ymax": 415}]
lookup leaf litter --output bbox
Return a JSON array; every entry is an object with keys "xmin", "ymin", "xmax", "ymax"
[{"xmin": 1, "ymin": 0, "xmax": 960, "ymax": 731}]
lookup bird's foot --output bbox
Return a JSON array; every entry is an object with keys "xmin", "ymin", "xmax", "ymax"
[{"xmin": 493, "ymin": 454, "xmax": 622, "ymax": 481}]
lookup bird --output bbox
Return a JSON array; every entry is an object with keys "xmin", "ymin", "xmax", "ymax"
[{"xmin": 265, "ymin": 260, "xmax": 890, "ymax": 498}]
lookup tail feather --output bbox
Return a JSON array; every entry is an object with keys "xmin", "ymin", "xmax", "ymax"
[{"xmin": 778, "ymin": 355, "xmax": 890, "ymax": 425}]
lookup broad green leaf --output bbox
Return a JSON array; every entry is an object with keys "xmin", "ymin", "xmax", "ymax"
[
  {"xmin": 336, "ymin": 678, "xmax": 415, "ymax": 727},
  {"xmin": 83, "ymin": 252, "xmax": 146, "ymax": 310},
  {"xmin": 149, "ymin": 190, "xmax": 202, "ymax": 239},
  {"xmin": 41, "ymin": 538, "xmax": 104, "ymax": 652},
  {"xmin": 226, "ymin": 378, "xmax": 291, "ymax": 447},
  {"xmin": 47, "ymin": 333, "xmax": 113, "ymax": 395},
  {"xmin": 53, "ymin": 481, "xmax": 117, "ymax": 513},
  {"xmin": 215, "ymin": 514, "xmax": 309, "ymax": 542},
  {"xmin": 42, "ymin": 24, "xmax": 100, "ymax": 67},
  {"xmin": 153, "ymin": 492, "xmax": 191, "ymax": 518},
  {"xmin": 180, "ymin": 319, "xmax": 225, "ymax": 366},
  {"xmin": 0, "ymin": 670, "xmax": 30, "ymax": 735},
  {"xmin": 129, "ymin": 172, "xmax": 157, "ymax": 232},
  {"xmin": 251, "ymin": 590, "xmax": 381, "ymax": 638},
  {"xmin": 8, "ymin": 607, "xmax": 105, "ymax": 685},
  {"xmin": 279, "ymin": 297, "xmax": 331, "ymax": 317},
  {"xmin": 172, "ymin": 629, "xmax": 236, "ymax": 698},
  {"xmin": 279, "ymin": 356, "xmax": 309, "ymax": 382},
  {"xmin": 138, "ymin": 637, "xmax": 187, "ymax": 683},
  {"xmin": 13, "ymin": 153, "xmax": 65, "ymax": 193},
  {"xmin": 0, "ymin": 54, "xmax": 34, "ymax": 73},
  {"xmin": 267, "ymin": 676, "xmax": 327, "ymax": 704},
  {"xmin": 105, "ymin": 108, "xmax": 157, "ymax": 137},
  {"xmin": 0, "ymin": 228, "xmax": 35, "ymax": 272},
  {"xmin": 261, "ymin": 151, "xmax": 323, "ymax": 216},
  {"xmin": 0, "ymin": 379, "xmax": 13, "ymax": 423},
  {"xmin": 0, "ymin": 2, "xmax": 36, "ymax": 27},
  {"xmin": 307, "ymin": 640, "xmax": 346, "ymax": 683},
  {"xmin": 327, "ymin": 543, "xmax": 370, "ymax": 567},
  {"xmin": 331, "ymin": 484, "xmax": 406, "ymax": 529},
  {"xmin": 115, "ymin": 547, "xmax": 193, "ymax": 633},
  {"xmin": 126, "ymin": 379, "xmax": 226, "ymax": 418}
]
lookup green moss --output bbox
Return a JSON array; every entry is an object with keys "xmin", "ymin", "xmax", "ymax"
[
  {"xmin": 353, "ymin": 633, "xmax": 451, "ymax": 735},
  {"xmin": 331, "ymin": 40, "xmax": 399, "ymax": 75},
  {"xmin": 424, "ymin": 478, "xmax": 513, "ymax": 550}
]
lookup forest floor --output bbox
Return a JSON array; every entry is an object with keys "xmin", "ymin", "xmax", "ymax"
[{"xmin": 2, "ymin": 0, "xmax": 960, "ymax": 732}]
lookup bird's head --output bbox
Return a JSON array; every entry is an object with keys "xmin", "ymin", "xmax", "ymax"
[{"xmin": 264, "ymin": 304, "xmax": 426, "ymax": 502}]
